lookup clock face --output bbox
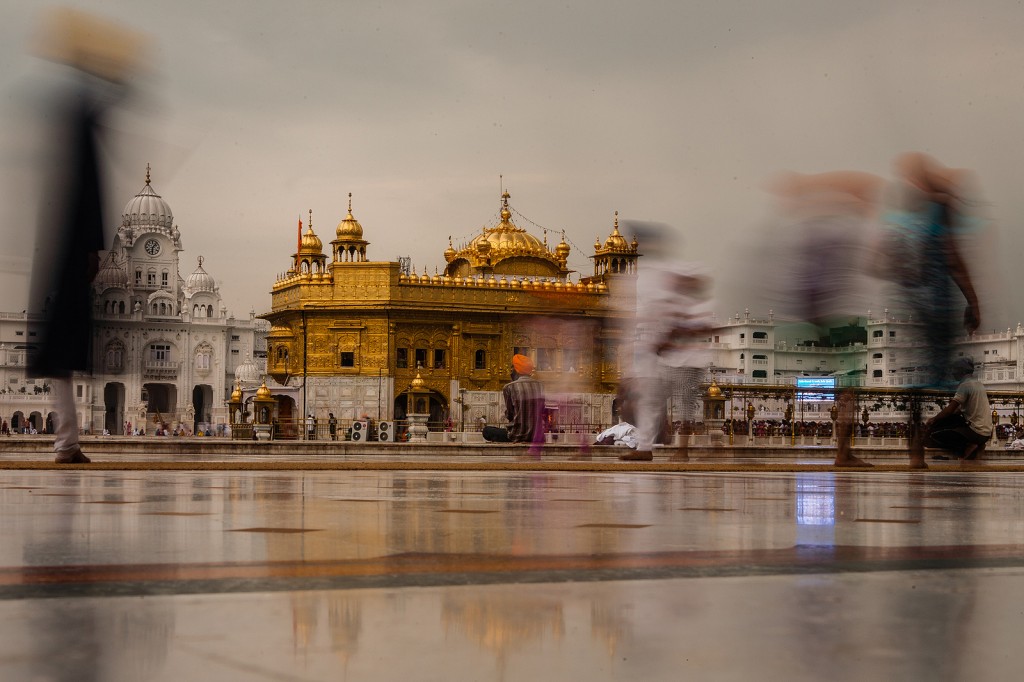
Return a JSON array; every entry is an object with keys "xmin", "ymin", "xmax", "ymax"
[{"xmin": 144, "ymin": 239, "xmax": 161, "ymax": 256}]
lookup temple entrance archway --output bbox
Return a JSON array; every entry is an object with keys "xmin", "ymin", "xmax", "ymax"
[
  {"xmin": 192, "ymin": 384, "xmax": 213, "ymax": 433},
  {"xmin": 274, "ymin": 395, "xmax": 297, "ymax": 438},
  {"xmin": 143, "ymin": 383, "xmax": 177, "ymax": 424},
  {"xmin": 104, "ymin": 382, "xmax": 125, "ymax": 435}
]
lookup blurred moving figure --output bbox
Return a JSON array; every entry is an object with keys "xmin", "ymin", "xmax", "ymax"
[
  {"xmin": 880, "ymin": 153, "xmax": 984, "ymax": 469},
  {"xmin": 27, "ymin": 9, "xmax": 144, "ymax": 463},
  {"xmin": 763, "ymin": 170, "xmax": 884, "ymax": 330},
  {"xmin": 761, "ymin": 154, "xmax": 986, "ymax": 469},
  {"xmin": 618, "ymin": 223, "xmax": 712, "ymax": 462},
  {"xmin": 880, "ymin": 153, "xmax": 981, "ymax": 383},
  {"xmin": 764, "ymin": 171, "xmax": 883, "ymax": 468}
]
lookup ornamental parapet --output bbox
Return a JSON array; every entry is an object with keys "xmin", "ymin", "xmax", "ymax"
[
  {"xmin": 396, "ymin": 272, "xmax": 606, "ymax": 294},
  {"xmin": 272, "ymin": 271, "xmax": 334, "ymax": 288}
]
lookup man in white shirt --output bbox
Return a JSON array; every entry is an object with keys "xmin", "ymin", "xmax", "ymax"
[{"xmin": 926, "ymin": 357, "xmax": 992, "ymax": 464}]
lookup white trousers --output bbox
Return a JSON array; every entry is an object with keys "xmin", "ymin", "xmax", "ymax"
[{"xmin": 52, "ymin": 376, "xmax": 80, "ymax": 453}]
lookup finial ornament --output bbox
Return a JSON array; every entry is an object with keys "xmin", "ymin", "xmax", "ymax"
[
  {"xmin": 348, "ymin": 192, "xmax": 353, "ymax": 214},
  {"xmin": 614, "ymin": 210, "xmax": 618, "ymax": 229},
  {"xmin": 308, "ymin": 208, "xmax": 313, "ymax": 229},
  {"xmin": 197, "ymin": 255, "xmax": 204, "ymax": 267},
  {"xmin": 145, "ymin": 163, "xmax": 151, "ymax": 185}
]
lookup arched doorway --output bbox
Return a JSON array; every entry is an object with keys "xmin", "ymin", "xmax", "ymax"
[
  {"xmin": 143, "ymin": 383, "xmax": 177, "ymax": 425},
  {"xmin": 104, "ymin": 382, "xmax": 125, "ymax": 435},
  {"xmin": 274, "ymin": 395, "xmax": 297, "ymax": 439},
  {"xmin": 393, "ymin": 390, "xmax": 449, "ymax": 431},
  {"xmin": 28, "ymin": 411, "xmax": 43, "ymax": 433},
  {"xmin": 192, "ymin": 384, "xmax": 213, "ymax": 433},
  {"xmin": 11, "ymin": 412, "xmax": 23, "ymax": 433}
]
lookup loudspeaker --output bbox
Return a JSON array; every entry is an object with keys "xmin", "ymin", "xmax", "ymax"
[
  {"xmin": 377, "ymin": 421, "xmax": 394, "ymax": 442},
  {"xmin": 350, "ymin": 421, "xmax": 367, "ymax": 442}
]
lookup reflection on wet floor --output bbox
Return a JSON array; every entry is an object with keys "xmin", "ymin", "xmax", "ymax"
[{"xmin": 1, "ymin": 469, "xmax": 1023, "ymax": 680}]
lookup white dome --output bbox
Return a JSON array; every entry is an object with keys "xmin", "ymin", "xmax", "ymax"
[
  {"xmin": 185, "ymin": 257, "xmax": 216, "ymax": 293},
  {"xmin": 234, "ymin": 356, "xmax": 260, "ymax": 384},
  {"xmin": 95, "ymin": 252, "xmax": 128, "ymax": 289},
  {"xmin": 122, "ymin": 171, "xmax": 173, "ymax": 230}
]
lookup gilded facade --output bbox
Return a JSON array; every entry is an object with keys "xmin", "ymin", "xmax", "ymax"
[{"xmin": 262, "ymin": 192, "xmax": 641, "ymax": 429}]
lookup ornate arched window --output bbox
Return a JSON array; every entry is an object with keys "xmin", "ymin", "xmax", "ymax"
[
  {"xmin": 195, "ymin": 345, "xmax": 212, "ymax": 371},
  {"xmin": 105, "ymin": 341, "xmax": 124, "ymax": 371}
]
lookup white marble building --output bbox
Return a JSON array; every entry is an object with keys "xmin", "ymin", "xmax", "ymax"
[
  {"xmin": 705, "ymin": 307, "xmax": 1021, "ymax": 390},
  {"xmin": 0, "ymin": 168, "xmax": 267, "ymax": 434}
]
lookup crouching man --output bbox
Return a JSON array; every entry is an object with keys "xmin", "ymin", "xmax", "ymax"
[{"xmin": 926, "ymin": 357, "xmax": 992, "ymax": 464}]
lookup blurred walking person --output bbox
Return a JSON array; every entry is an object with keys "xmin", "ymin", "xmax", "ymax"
[
  {"xmin": 879, "ymin": 153, "xmax": 984, "ymax": 469},
  {"xmin": 618, "ymin": 223, "xmax": 713, "ymax": 462},
  {"xmin": 27, "ymin": 9, "xmax": 144, "ymax": 463}
]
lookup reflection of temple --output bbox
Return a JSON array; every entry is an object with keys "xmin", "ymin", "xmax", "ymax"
[
  {"xmin": 442, "ymin": 594, "xmax": 565, "ymax": 666},
  {"xmin": 262, "ymin": 192, "xmax": 641, "ymax": 427}
]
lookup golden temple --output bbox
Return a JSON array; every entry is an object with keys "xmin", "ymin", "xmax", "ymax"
[{"xmin": 262, "ymin": 191, "xmax": 641, "ymax": 430}]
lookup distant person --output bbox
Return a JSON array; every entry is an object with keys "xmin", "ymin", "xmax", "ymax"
[
  {"xmin": 833, "ymin": 388, "xmax": 871, "ymax": 467},
  {"xmin": 482, "ymin": 354, "xmax": 545, "ymax": 444},
  {"xmin": 26, "ymin": 10, "xmax": 145, "ymax": 464},
  {"xmin": 328, "ymin": 412, "xmax": 338, "ymax": 440},
  {"xmin": 925, "ymin": 357, "xmax": 992, "ymax": 464}
]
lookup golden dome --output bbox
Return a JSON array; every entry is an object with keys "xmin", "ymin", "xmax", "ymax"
[
  {"xmin": 707, "ymin": 380, "xmax": 722, "ymax": 398},
  {"xmin": 336, "ymin": 193, "xmax": 363, "ymax": 239},
  {"xmin": 445, "ymin": 191, "xmax": 566, "ymax": 278},
  {"xmin": 555, "ymin": 232, "xmax": 570, "ymax": 260},
  {"xmin": 230, "ymin": 381, "xmax": 242, "ymax": 403},
  {"xmin": 299, "ymin": 223, "xmax": 322, "ymax": 254},
  {"xmin": 410, "ymin": 373, "xmax": 425, "ymax": 390},
  {"xmin": 603, "ymin": 212, "xmax": 629, "ymax": 250},
  {"xmin": 255, "ymin": 381, "xmax": 273, "ymax": 400},
  {"xmin": 444, "ymin": 236, "xmax": 457, "ymax": 262}
]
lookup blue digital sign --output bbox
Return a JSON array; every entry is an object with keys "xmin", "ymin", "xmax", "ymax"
[{"xmin": 796, "ymin": 377, "xmax": 835, "ymax": 400}]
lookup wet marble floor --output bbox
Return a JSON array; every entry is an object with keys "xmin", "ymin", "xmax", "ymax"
[{"xmin": 1, "ymin": 468, "xmax": 1023, "ymax": 680}]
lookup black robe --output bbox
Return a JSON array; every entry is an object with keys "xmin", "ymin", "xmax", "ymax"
[{"xmin": 29, "ymin": 87, "xmax": 107, "ymax": 378}]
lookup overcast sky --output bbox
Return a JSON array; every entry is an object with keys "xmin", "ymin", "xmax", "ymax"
[{"xmin": 2, "ymin": 0, "xmax": 1022, "ymax": 329}]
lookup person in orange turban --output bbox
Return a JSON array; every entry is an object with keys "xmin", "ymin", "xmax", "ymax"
[
  {"xmin": 482, "ymin": 354, "xmax": 545, "ymax": 444},
  {"xmin": 511, "ymin": 354, "xmax": 534, "ymax": 376}
]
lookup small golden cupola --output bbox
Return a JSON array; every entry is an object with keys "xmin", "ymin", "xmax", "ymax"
[
  {"xmin": 293, "ymin": 210, "xmax": 327, "ymax": 276},
  {"xmin": 332, "ymin": 193, "xmax": 369, "ymax": 263},
  {"xmin": 444, "ymin": 190, "xmax": 571, "ymax": 280},
  {"xmin": 590, "ymin": 211, "xmax": 639, "ymax": 280},
  {"xmin": 554, "ymin": 230, "xmax": 571, "ymax": 268}
]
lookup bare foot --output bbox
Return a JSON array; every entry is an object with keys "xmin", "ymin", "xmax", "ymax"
[
  {"xmin": 834, "ymin": 456, "xmax": 873, "ymax": 468},
  {"xmin": 908, "ymin": 457, "xmax": 929, "ymax": 470}
]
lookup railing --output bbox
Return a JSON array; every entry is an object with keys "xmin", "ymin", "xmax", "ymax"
[
  {"xmin": 143, "ymin": 360, "xmax": 180, "ymax": 377},
  {"xmin": 0, "ymin": 393, "xmax": 53, "ymax": 402}
]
